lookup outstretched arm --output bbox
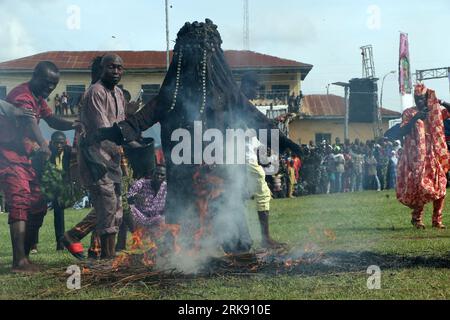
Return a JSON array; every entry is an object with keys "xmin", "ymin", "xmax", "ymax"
[
  {"xmin": 44, "ymin": 115, "xmax": 78, "ymax": 131},
  {"xmin": 96, "ymin": 96, "xmax": 165, "ymax": 145},
  {"xmin": 397, "ymin": 109, "xmax": 427, "ymax": 139},
  {"xmin": 239, "ymin": 94, "xmax": 302, "ymax": 156}
]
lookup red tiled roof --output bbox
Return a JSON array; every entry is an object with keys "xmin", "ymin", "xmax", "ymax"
[
  {"xmin": 301, "ymin": 94, "xmax": 400, "ymax": 118},
  {"xmin": 0, "ymin": 50, "xmax": 313, "ymax": 73}
]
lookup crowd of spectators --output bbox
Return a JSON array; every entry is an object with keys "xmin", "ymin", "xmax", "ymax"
[{"xmin": 265, "ymin": 137, "xmax": 402, "ymax": 198}]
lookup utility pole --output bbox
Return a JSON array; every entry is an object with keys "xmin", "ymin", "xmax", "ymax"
[
  {"xmin": 332, "ymin": 82, "xmax": 350, "ymax": 141},
  {"xmin": 379, "ymin": 71, "xmax": 396, "ymax": 137},
  {"xmin": 165, "ymin": 0, "xmax": 170, "ymax": 71},
  {"xmin": 243, "ymin": 0, "xmax": 250, "ymax": 50}
]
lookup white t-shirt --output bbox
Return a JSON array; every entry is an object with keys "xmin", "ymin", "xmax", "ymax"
[
  {"xmin": 263, "ymin": 154, "xmax": 280, "ymax": 175},
  {"xmin": 245, "ymin": 136, "xmax": 262, "ymax": 164}
]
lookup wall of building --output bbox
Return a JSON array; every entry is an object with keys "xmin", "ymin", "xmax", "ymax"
[
  {"xmin": 0, "ymin": 74, "xmax": 30, "ymax": 98},
  {"xmin": 0, "ymin": 71, "xmax": 166, "ymax": 106},
  {"xmin": 288, "ymin": 118, "xmax": 392, "ymax": 145},
  {"xmin": 259, "ymin": 72, "xmax": 301, "ymax": 94},
  {"xmin": 0, "ymin": 69, "xmax": 303, "ymax": 109}
]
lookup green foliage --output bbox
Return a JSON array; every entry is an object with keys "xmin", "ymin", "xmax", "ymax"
[{"xmin": 39, "ymin": 163, "xmax": 84, "ymax": 208}]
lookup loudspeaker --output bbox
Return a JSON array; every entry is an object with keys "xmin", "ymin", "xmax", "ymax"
[{"xmin": 349, "ymin": 78, "xmax": 378, "ymax": 123}]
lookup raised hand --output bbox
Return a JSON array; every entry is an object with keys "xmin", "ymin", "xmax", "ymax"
[{"xmin": 72, "ymin": 120, "xmax": 86, "ymax": 137}]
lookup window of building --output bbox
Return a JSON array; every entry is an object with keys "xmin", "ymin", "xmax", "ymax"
[
  {"xmin": 0, "ymin": 86, "xmax": 6, "ymax": 100},
  {"xmin": 271, "ymin": 84, "xmax": 290, "ymax": 93},
  {"xmin": 142, "ymin": 84, "xmax": 160, "ymax": 104},
  {"xmin": 66, "ymin": 85, "xmax": 86, "ymax": 107},
  {"xmin": 257, "ymin": 85, "xmax": 266, "ymax": 99},
  {"xmin": 270, "ymin": 84, "xmax": 290, "ymax": 101},
  {"xmin": 315, "ymin": 133, "xmax": 331, "ymax": 145}
]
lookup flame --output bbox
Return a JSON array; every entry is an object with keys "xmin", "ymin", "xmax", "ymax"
[
  {"xmin": 89, "ymin": 234, "xmax": 101, "ymax": 258},
  {"xmin": 190, "ymin": 169, "xmax": 225, "ymax": 253},
  {"xmin": 112, "ymin": 253, "xmax": 131, "ymax": 270},
  {"xmin": 159, "ymin": 223, "xmax": 181, "ymax": 254},
  {"xmin": 111, "ymin": 228, "xmax": 156, "ymax": 270},
  {"xmin": 111, "ymin": 167, "xmax": 230, "ymax": 270},
  {"xmin": 304, "ymin": 242, "xmax": 316, "ymax": 253},
  {"xmin": 324, "ymin": 229, "xmax": 336, "ymax": 241},
  {"xmin": 142, "ymin": 251, "xmax": 155, "ymax": 267},
  {"xmin": 130, "ymin": 228, "xmax": 145, "ymax": 250},
  {"xmin": 284, "ymin": 259, "xmax": 293, "ymax": 267}
]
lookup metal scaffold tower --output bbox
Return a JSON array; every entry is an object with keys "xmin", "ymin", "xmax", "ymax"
[
  {"xmin": 361, "ymin": 45, "xmax": 376, "ymax": 78},
  {"xmin": 416, "ymin": 67, "xmax": 449, "ymax": 81}
]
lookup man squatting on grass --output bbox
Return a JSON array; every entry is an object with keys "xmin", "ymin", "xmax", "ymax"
[{"xmin": 0, "ymin": 62, "xmax": 80, "ymax": 273}]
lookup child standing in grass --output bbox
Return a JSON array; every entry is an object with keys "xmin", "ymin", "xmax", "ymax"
[{"xmin": 287, "ymin": 160, "xmax": 297, "ymax": 198}]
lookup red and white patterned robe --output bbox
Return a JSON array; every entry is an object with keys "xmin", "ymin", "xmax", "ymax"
[{"xmin": 396, "ymin": 89, "xmax": 450, "ymax": 208}]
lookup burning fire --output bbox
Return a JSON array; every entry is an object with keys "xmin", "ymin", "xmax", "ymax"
[
  {"xmin": 111, "ymin": 221, "xmax": 184, "ymax": 270},
  {"xmin": 191, "ymin": 169, "xmax": 224, "ymax": 253},
  {"xmin": 323, "ymin": 229, "xmax": 336, "ymax": 241}
]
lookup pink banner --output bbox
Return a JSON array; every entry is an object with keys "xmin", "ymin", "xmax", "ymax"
[{"xmin": 399, "ymin": 33, "xmax": 412, "ymax": 95}]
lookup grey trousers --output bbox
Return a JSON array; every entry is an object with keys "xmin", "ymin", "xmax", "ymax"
[{"xmin": 89, "ymin": 183, "xmax": 123, "ymax": 235}]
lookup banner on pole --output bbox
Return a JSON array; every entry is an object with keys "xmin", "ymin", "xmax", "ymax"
[
  {"xmin": 399, "ymin": 33, "xmax": 412, "ymax": 95},
  {"xmin": 448, "ymin": 67, "xmax": 450, "ymax": 94}
]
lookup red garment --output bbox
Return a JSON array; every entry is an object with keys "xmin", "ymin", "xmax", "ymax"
[
  {"xmin": 411, "ymin": 197, "xmax": 445, "ymax": 226},
  {"xmin": 293, "ymin": 156, "xmax": 301, "ymax": 181},
  {"xmin": 155, "ymin": 147, "xmax": 165, "ymax": 165},
  {"xmin": 0, "ymin": 160, "xmax": 47, "ymax": 223},
  {"xmin": 7, "ymin": 82, "xmax": 53, "ymax": 119},
  {"xmin": 396, "ymin": 88, "xmax": 450, "ymax": 208},
  {"xmin": 0, "ymin": 82, "xmax": 51, "ymax": 223},
  {"xmin": 0, "ymin": 82, "xmax": 52, "ymax": 164}
]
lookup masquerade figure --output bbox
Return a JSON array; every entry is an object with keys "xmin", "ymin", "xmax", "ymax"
[
  {"xmin": 95, "ymin": 20, "xmax": 302, "ymax": 254},
  {"xmin": 396, "ymin": 83, "xmax": 449, "ymax": 229}
]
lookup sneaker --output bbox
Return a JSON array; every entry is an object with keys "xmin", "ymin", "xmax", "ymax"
[{"xmin": 30, "ymin": 245, "xmax": 38, "ymax": 254}]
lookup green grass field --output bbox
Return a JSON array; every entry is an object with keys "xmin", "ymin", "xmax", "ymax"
[{"xmin": 0, "ymin": 190, "xmax": 449, "ymax": 300}]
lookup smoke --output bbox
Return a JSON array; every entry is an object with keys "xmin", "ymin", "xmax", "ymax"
[{"xmin": 172, "ymin": 166, "xmax": 252, "ymax": 274}]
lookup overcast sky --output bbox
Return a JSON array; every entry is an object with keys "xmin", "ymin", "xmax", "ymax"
[{"xmin": 0, "ymin": 0, "xmax": 449, "ymax": 111}]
